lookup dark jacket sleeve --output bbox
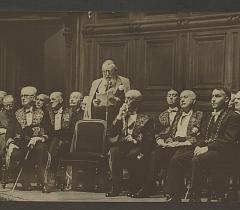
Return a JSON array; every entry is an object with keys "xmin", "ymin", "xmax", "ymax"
[{"xmin": 109, "ymin": 118, "xmax": 123, "ymax": 137}]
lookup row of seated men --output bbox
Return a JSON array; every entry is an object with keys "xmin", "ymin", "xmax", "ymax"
[
  {"xmin": 103, "ymin": 87, "xmax": 240, "ymax": 202},
  {"xmin": 82, "ymin": 59, "xmax": 240, "ymax": 201},
  {"xmin": 0, "ymin": 59, "xmax": 239, "ymax": 202},
  {"xmin": 0, "ymin": 88, "xmax": 87, "ymax": 193}
]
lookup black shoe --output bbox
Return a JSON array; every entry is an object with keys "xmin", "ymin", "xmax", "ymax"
[
  {"xmin": 42, "ymin": 184, "xmax": 51, "ymax": 193},
  {"xmin": 105, "ymin": 187, "xmax": 120, "ymax": 197},
  {"xmin": 22, "ymin": 183, "xmax": 33, "ymax": 191},
  {"xmin": 131, "ymin": 187, "xmax": 150, "ymax": 198},
  {"xmin": 166, "ymin": 195, "xmax": 181, "ymax": 202}
]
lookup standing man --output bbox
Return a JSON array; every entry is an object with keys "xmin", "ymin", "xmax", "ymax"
[
  {"xmin": 165, "ymin": 87, "xmax": 240, "ymax": 202},
  {"xmin": 133, "ymin": 90, "xmax": 203, "ymax": 198},
  {"xmin": 84, "ymin": 60, "xmax": 130, "ymax": 124},
  {"xmin": 5, "ymin": 86, "xmax": 51, "ymax": 192},
  {"xmin": 105, "ymin": 90, "xmax": 155, "ymax": 197}
]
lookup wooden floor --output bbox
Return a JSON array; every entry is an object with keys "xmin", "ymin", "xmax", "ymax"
[
  {"xmin": 0, "ymin": 183, "xmax": 212, "ymax": 202},
  {"xmin": 0, "ymin": 183, "xmax": 170, "ymax": 202}
]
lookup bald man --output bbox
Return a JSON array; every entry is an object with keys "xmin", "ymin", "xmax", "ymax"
[
  {"xmin": 69, "ymin": 91, "xmax": 84, "ymax": 123},
  {"xmin": 84, "ymin": 60, "xmax": 130, "ymax": 124},
  {"xmin": 48, "ymin": 92, "xmax": 74, "ymax": 187},
  {"xmin": 5, "ymin": 86, "xmax": 51, "ymax": 192},
  {"xmin": 133, "ymin": 90, "xmax": 203, "ymax": 198},
  {"xmin": 106, "ymin": 90, "xmax": 155, "ymax": 197}
]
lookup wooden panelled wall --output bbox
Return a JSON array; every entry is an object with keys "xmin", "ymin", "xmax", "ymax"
[
  {"xmin": 69, "ymin": 12, "xmax": 240, "ymax": 113},
  {"xmin": 0, "ymin": 12, "xmax": 240, "ymax": 113}
]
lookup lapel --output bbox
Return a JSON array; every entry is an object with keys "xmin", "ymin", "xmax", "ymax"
[
  {"xmin": 158, "ymin": 110, "xmax": 170, "ymax": 127},
  {"xmin": 15, "ymin": 107, "xmax": 44, "ymax": 129},
  {"xmin": 61, "ymin": 107, "xmax": 72, "ymax": 129},
  {"xmin": 132, "ymin": 114, "xmax": 149, "ymax": 137},
  {"xmin": 171, "ymin": 110, "xmax": 203, "ymax": 137},
  {"xmin": 112, "ymin": 76, "xmax": 123, "ymax": 95},
  {"xmin": 171, "ymin": 111, "xmax": 182, "ymax": 137},
  {"xmin": 186, "ymin": 110, "xmax": 203, "ymax": 136}
]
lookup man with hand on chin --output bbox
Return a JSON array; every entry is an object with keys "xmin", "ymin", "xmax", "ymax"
[{"xmin": 165, "ymin": 87, "xmax": 240, "ymax": 202}]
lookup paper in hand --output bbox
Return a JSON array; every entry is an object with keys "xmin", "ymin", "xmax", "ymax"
[{"xmin": 96, "ymin": 91, "xmax": 115, "ymax": 106}]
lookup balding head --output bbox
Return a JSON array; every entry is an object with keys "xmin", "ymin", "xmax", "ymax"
[
  {"xmin": 21, "ymin": 86, "xmax": 37, "ymax": 107},
  {"xmin": 180, "ymin": 90, "xmax": 197, "ymax": 110},
  {"xmin": 125, "ymin": 89, "xmax": 143, "ymax": 112},
  {"xmin": 3, "ymin": 95, "xmax": 14, "ymax": 111},
  {"xmin": 36, "ymin": 94, "xmax": 49, "ymax": 109},
  {"xmin": 69, "ymin": 91, "xmax": 83, "ymax": 107},
  {"xmin": 101, "ymin": 59, "xmax": 117, "ymax": 79},
  {"xmin": 50, "ymin": 92, "xmax": 63, "ymax": 108}
]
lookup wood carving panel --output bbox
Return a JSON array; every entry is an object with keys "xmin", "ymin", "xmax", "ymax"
[
  {"xmin": 143, "ymin": 36, "xmax": 178, "ymax": 91},
  {"xmin": 190, "ymin": 32, "xmax": 226, "ymax": 89},
  {"xmin": 96, "ymin": 39, "xmax": 130, "ymax": 78}
]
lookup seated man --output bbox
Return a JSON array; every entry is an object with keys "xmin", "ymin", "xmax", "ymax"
[
  {"xmin": 36, "ymin": 94, "xmax": 50, "ymax": 110},
  {"xmin": 48, "ymin": 92, "xmax": 74, "ymax": 185},
  {"xmin": 69, "ymin": 91, "xmax": 84, "ymax": 123},
  {"xmin": 0, "ymin": 95, "xmax": 15, "ymax": 156},
  {"xmin": 165, "ymin": 87, "xmax": 240, "ymax": 202},
  {"xmin": 133, "ymin": 90, "xmax": 203, "ymax": 198},
  {"xmin": 106, "ymin": 90, "xmax": 155, "ymax": 197},
  {"xmin": 0, "ymin": 91, "xmax": 7, "ymax": 112},
  {"xmin": 5, "ymin": 86, "xmax": 51, "ymax": 192},
  {"xmin": 155, "ymin": 89, "xmax": 179, "ymax": 140}
]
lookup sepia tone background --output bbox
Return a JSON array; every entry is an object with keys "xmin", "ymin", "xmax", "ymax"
[{"xmin": 0, "ymin": 12, "xmax": 240, "ymax": 113}]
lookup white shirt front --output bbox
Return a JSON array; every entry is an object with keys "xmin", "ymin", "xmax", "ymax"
[
  {"xmin": 25, "ymin": 107, "xmax": 33, "ymax": 126},
  {"xmin": 168, "ymin": 107, "xmax": 179, "ymax": 125},
  {"xmin": 54, "ymin": 107, "xmax": 63, "ymax": 131},
  {"xmin": 175, "ymin": 110, "xmax": 193, "ymax": 138}
]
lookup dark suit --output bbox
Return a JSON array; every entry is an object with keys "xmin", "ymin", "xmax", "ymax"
[
  {"xmin": 141, "ymin": 110, "xmax": 203, "ymax": 193},
  {"xmin": 108, "ymin": 114, "xmax": 154, "ymax": 192},
  {"xmin": 48, "ymin": 106, "xmax": 74, "ymax": 174},
  {"xmin": 6, "ymin": 107, "xmax": 51, "ymax": 185},
  {"xmin": 165, "ymin": 109, "xmax": 240, "ymax": 197}
]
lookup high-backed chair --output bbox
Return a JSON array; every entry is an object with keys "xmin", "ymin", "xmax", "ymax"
[{"xmin": 59, "ymin": 119, "xmax": 108, "ymax": 192}]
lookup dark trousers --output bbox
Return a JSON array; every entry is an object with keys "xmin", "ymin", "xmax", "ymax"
[
  {"xmin": 10, "ymin": 141, "xmax": 49, "ymax": 185},
  {"xmin": 142, "ymin": 147, "xmax": 179, "ymax": 190},
  {"xmin": 165, "ymin": 148, "xmax": 231, "ymax": 197},
  {"xmin": 109, "ymin": 142, "xmax": 147, "ymax": 192},
  {"xmin": 48, "ymin": 137, "xmax": 71, "ymax": 174}
]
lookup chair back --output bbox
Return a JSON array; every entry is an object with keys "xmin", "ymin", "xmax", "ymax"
[{"xmin": 73, "ymin": 119, "xmax": 107, "ymax": 155}]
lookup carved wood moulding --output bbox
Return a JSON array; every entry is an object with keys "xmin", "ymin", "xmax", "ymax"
[{"xmin": 82, "ymin": 12, "xmax": 240, "ymax": 37}]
